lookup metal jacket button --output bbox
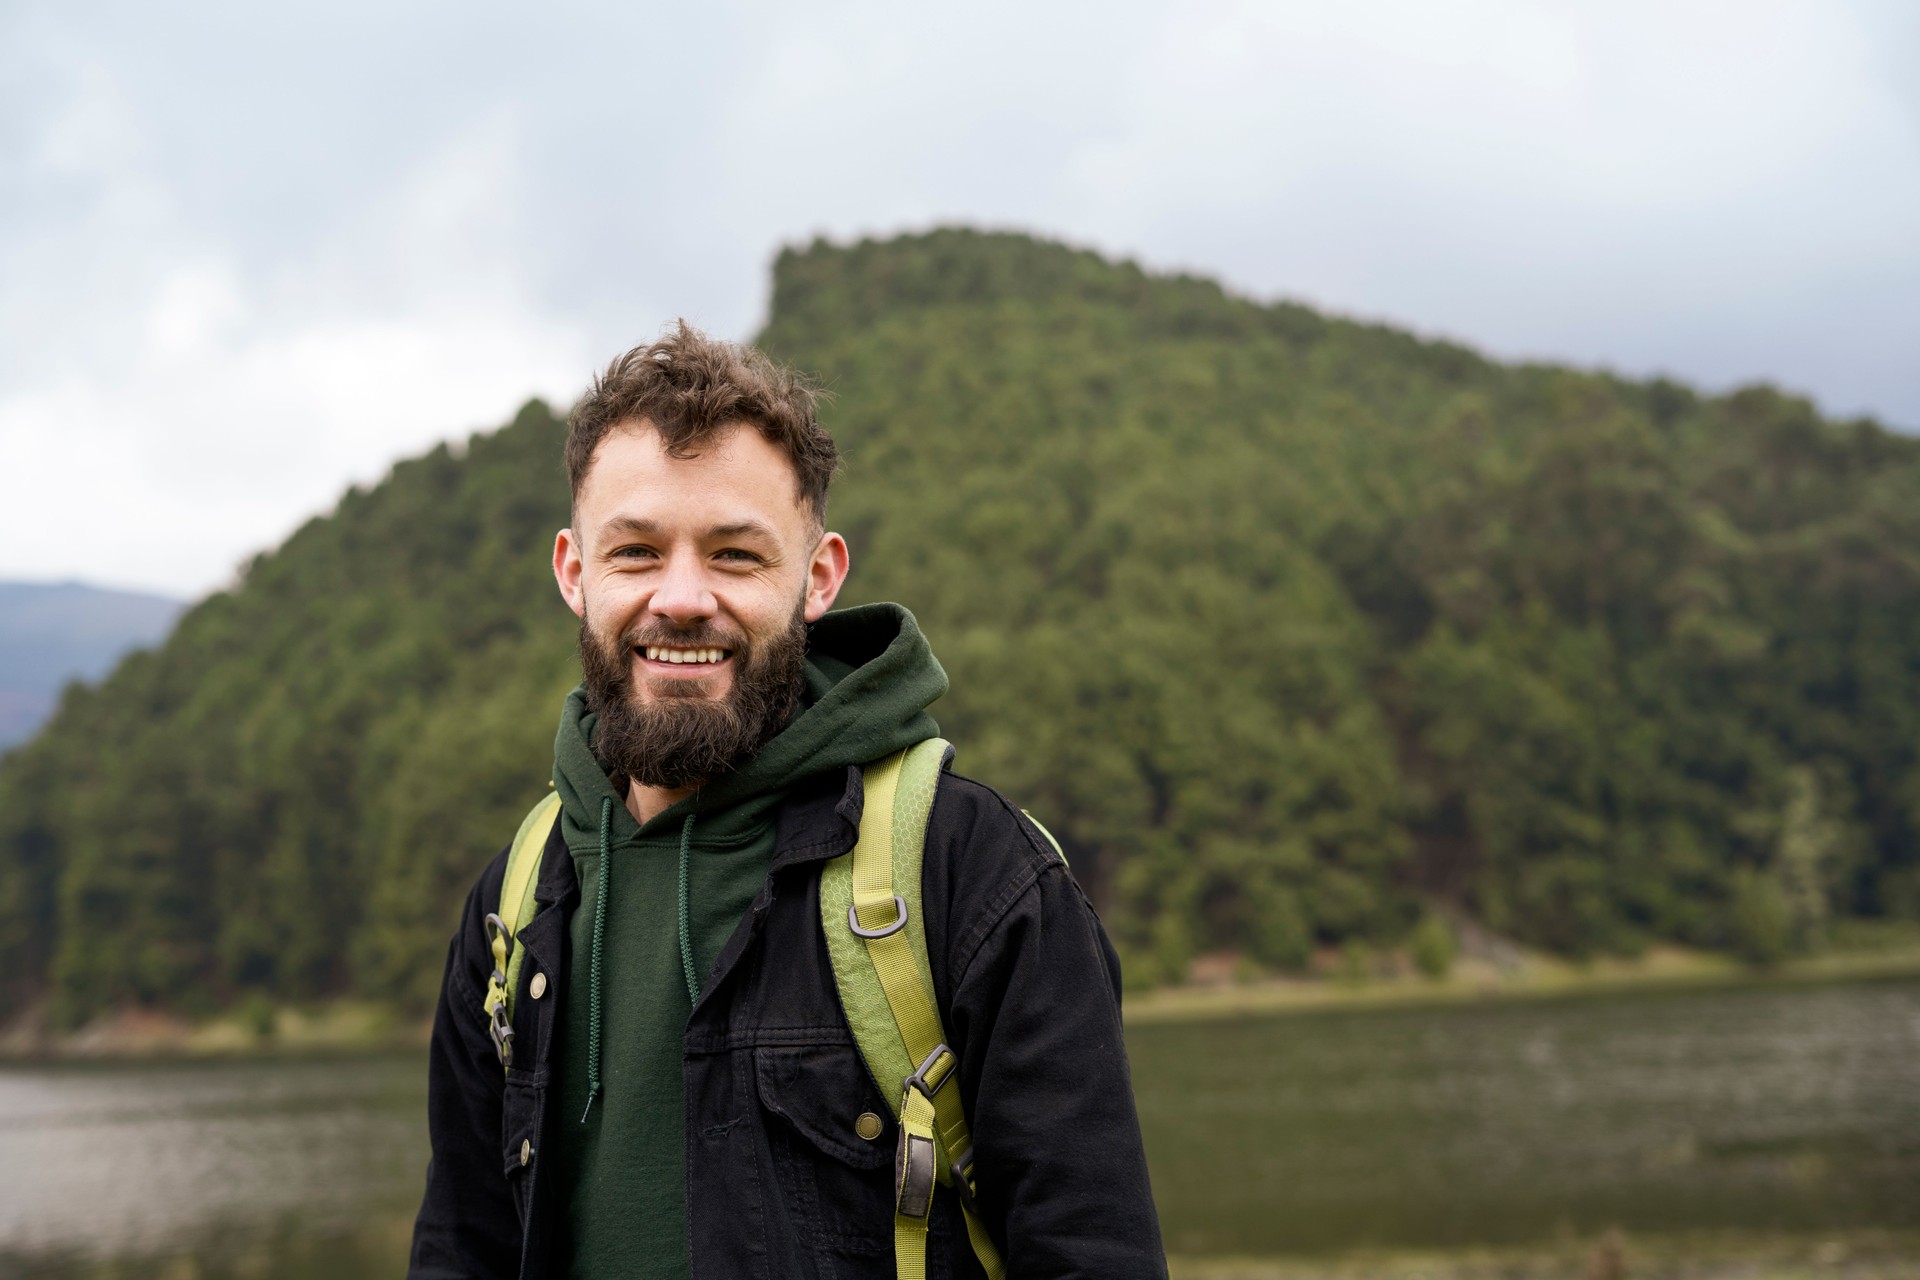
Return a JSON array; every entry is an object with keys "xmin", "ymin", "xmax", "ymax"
[
  {"xmin": 855, "ymin": 1112, "xmax": 884, "ymax": 1141},
  {"xmin": 520, "ymin": 1138, "xmax": 533, "ymax": 1166},
  {"xmin": 529, "ymin": 972, "xmax": 548, "ymax": 1000}
]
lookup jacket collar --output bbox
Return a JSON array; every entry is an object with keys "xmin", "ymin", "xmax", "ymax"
[{"xmin": 770, "ymin": 767, "xmax": 862, "ymax": 872}]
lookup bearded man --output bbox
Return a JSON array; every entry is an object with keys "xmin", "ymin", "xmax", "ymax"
[{"xmin": 408, "ymin": 323, "xmax": 1165, "ymax": 1279}]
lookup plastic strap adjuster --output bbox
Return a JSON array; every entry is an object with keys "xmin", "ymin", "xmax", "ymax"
[{"xmin": 905, "ymin": 1043, "xmax": 956, "ymax": 1100}]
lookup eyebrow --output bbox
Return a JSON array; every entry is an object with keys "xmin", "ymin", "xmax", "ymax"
[
  {"xmin": 708, "ymin": 520, "xmax": 780, "ymax": 541},
  {"xmin": 598, "ymin": 515, "xmax": 780, "ymax": 543}
]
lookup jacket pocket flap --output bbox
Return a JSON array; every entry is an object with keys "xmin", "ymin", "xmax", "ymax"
[
  {"xmin": 501, "ymin": 1077, "xmax": 540, "ymax": 1178},
  {"xmin": 754, "ymin": 1044, "xmax": 894, "ymax": 1170}
]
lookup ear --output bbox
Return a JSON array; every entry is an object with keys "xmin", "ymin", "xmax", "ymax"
[
  {"xmin": 803, "ymin": 531, "xmax": 850, "ymax": 622},
  {"xmin": 554, "ymin": 527, "xmax": 586, "ymax": 618}
]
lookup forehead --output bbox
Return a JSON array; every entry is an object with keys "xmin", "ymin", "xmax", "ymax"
[{"xmin": 576, "ymin": 420, "xmax": 808, "ymax": 533}]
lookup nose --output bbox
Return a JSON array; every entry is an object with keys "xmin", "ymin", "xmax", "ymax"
[{"xmin": 646, "ymin": 552, "xmax": 717, "ymax": 625}]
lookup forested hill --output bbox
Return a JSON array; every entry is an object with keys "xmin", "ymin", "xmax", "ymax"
[{"xmin": 5, "ymin": 229, "xmax": 1919, "ymax": 1026}]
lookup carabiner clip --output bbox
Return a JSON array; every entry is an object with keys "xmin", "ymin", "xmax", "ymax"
[{"xmin": 488, "ymin": 999, "xmax": 515, "ymax": 1068}]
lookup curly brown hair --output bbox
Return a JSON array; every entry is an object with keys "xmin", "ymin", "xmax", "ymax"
[{"xmin": 566, "ymin": 320, "xmax": 839, "ymax": 524}]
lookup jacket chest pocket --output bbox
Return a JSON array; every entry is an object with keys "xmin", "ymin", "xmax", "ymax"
[{"xmin": 754, "ymin": 1044, "xmax": 899, "ymax": 1259}]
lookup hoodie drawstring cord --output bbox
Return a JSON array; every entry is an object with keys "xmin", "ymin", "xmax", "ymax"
[
  {"xmin": 676, "ymin": 813, "xmax": 700, "ymax": 1007},
  {"xmin": 581, "ymin": 795, "xmax": 613, "ymax": 1125}
]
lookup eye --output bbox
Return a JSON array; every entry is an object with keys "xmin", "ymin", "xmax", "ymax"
[
  {"xmin": 612, "ymin": 544, "xmax": 658, "ymax": 561},
  {"xmin": 715, "ymin": 548, "xmax": 763, "ymax": 564}
]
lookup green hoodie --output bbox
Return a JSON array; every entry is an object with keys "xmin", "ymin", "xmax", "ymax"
[{"xmin": 546, "ymin": 602, "xmax": 948, "ymax": 1280}]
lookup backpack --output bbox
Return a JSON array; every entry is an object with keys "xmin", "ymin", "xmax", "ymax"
[{"xmin": 480, "ymin": 737, "xmax": 1007, "ymax": 1279}]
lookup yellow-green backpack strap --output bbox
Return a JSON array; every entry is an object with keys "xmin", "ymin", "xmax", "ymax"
[
  {"xmin": 819, "ymin": 738, "xmax": 1007, "ymax": 1280},
  {"xmin": 482, "ymin": 789, "xmax": 561, "ymax": 1071},
  {"xmin": 1021, "ymin": 809, "xmax": 1067, "ymax": 865}
]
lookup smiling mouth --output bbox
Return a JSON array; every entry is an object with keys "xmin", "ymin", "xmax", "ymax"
[{"xmin": 637, "ymin": 645, "xmax": 733, "ymax": 667}]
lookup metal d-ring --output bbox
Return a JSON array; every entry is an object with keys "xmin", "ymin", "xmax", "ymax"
[{"xmin": 848, "ymin": 896, "xmax": 909, "ymax": 939}]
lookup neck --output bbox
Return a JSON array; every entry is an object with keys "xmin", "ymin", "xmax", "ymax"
[{"xmin": 626, "ymin": 778, "xmax": 696, "ymax": 827}]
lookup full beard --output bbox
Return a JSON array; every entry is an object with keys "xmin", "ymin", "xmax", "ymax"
[{"xmin": 578, "ymin": 602, "xmax": 809, "ymax": 792}]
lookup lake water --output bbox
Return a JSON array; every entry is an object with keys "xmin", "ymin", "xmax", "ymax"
[{"xmin": 4, "ymin": 978, "xmax": 1916, "ymax": 1276}]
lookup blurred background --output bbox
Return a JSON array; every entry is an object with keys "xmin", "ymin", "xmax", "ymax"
[{"xmin": 2, "ymin": 2, "xmax": 1918, "ymax": 1277}]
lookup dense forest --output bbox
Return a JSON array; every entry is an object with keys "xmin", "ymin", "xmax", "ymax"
[{"xmin": 4, "ymin": 229, "xmax": 1917, "ymax": 1025}]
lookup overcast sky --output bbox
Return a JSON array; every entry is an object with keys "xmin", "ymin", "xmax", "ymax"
[{"xmin": 3, "ymin": 0, "xmax": 1915, "ymax": 599}]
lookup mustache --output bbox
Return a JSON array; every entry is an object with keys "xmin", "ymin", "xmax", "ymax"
[{"xmin": 620, "ymin": 621, "xmax": 749, "ymax": 653}]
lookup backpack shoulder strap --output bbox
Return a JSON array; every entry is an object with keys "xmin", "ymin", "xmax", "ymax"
[
  {"xmin": 482, "ymin": 789, "xmax": 561, "ymax": 1070},
  {"xmin": 820, "ymin": 738, "xmax": 1007, "ymax": 1280}
]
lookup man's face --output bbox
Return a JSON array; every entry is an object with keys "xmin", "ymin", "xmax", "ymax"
[{"xmin": 553, "ymin": 420, "xmax": 848, "ymax": 790}]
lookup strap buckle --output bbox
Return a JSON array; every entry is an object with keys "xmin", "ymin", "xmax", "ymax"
[
  {"xmin": 905, "ymin": 1043, "xmax": 956, "ymax": 1100},
  {"xmin": 848, "ymin": 895, "xmax": 909, "ymax": 939},
  {"xmin": 948, "ymin": 1143, "xmax": 981, "ymax": 1215}
]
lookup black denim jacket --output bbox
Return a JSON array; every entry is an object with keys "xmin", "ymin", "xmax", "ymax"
[{"xmin": 407, "ymin": 764, "xmax": 1167, "ymax": 1279}]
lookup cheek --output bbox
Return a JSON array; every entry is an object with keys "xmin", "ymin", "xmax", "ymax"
[
  {"xmin": 739, "ymin": 576, "xmax": 812, "ymax": 633},
  {"xmin": 585, "ymin": 575, "xmax": 647, "ymax": 622}
]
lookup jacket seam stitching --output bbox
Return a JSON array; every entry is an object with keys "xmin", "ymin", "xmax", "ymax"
[
  {"xmin": 943, "ymin": 786, "xmax": 1066, "ymax": 990},
  {"xmin": 448, "ymin": 952, "xmax": 486, "ymax": 1013},
  {"xmin": 951, "ymin": 861, "xmax": 1065, "ymax": 993}
]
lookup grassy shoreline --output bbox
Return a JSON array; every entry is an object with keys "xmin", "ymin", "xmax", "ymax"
[
  {"xmin": 5, "ymin": 941, "xmax": 1919, "ymax": 1061},
  {"xmin": 1169, "ymin": 1228, "xmax": 1920, "ymax": 1279},
  {"xmin": 19, "ymin": 1221, "xmax": 1915, "ymax": 1279},
  {"xmin": 1123, "ymin": 941, "xmax": 1920, "ymax": 1024},
  {"xmin": 0, "ymin": 999, "xmax": 429, "ymax": 1063}
]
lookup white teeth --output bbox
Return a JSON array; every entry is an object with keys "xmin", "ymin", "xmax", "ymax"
[{"xmin": 643, "ymin": 646, "xmax": 727, "ymax": 664}]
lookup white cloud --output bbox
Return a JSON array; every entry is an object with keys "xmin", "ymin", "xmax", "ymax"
[
  {"xmin": 1, "ymin": 291, "xmax": 589, "ymax": 596},
  {"xmin": 0, "ymin": 97, "xmax": 591, "ymax": 595}
]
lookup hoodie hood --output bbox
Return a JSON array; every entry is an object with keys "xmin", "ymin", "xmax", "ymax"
[{"xmin": 552, "ymin": 600, "xmax": 948, "ymax": 855}]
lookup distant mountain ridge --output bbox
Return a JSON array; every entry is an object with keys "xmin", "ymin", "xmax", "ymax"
[
  {"xmin": 4, "ymin": 227, "xmax": 1918, "ymax": 1026},
  {"xmin": 0, "ymin": 582, "xmax": 183, "ymax": 751}
]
